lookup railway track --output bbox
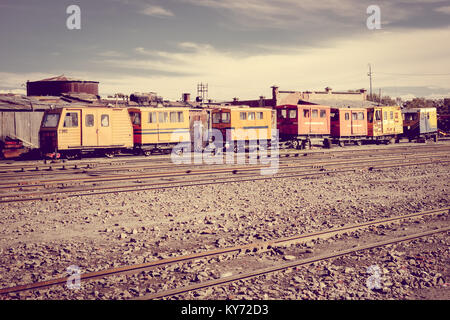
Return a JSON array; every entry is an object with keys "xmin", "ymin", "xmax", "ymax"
[
  {"xmin": 0, "ymin": 206, "xmax": 447, "ymax": 297},
  {"xmin": 0, "ymin": 142, "xmax": 449, "ymax": 175},
  {"xmin": 1, "ymin": 149, "xmax": 448, "ymax": 189},
  {"xmin": 0, "ymin": 152, "xmax": 448, "ymax": 203}
]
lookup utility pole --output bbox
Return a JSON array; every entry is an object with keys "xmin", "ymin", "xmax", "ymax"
[{"xmin": 367, "ymin": 64, "xmax": 373, "ymax": 101}]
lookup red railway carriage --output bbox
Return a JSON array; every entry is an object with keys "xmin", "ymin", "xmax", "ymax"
[
  {"xmin": 330, "ymin": 108, "xmax": 368, "ymax": 146},
  {"xmin": 276, "ymin": 104, "xmax": 331, "ymax": 149}
]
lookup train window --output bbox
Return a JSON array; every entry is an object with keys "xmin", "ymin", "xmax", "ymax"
[
  {"xmin": 42, "ymin": 114, "xmax": 60, "ymax": 127},
  {"xmin": 256, "ymin": 112, "xmax": 264, "ymax": 120},
  {"xmin": 178, "ymin": 111, "xmax": 184, "ymax": 122},
  {"xmin": 63, "ymin": 113, "xmax": 78, "ymax": 128},
  {"xmin": 303, "ymin": 109, "xmax": 310, "ymax": 118},
  {"xmin": 288, "ymin": 109, "xmax": 297, "ymax": 119},
  {"xmin": 170, "ymin": 112, "xmax": 178, "ymax": 123},
  {"xmin": 390, "ymin": 111, "xmax": 394, "ymax": 119},
  {"xmin": 159, "ymin": 112, "xmax": 168, "ymax": 123},
  {"xmin": 375, "ymin": 110, "xmax": 381, "ymax": 121},
  {"xmin": 427, "ymin": 113, "xmax": 430, "ymax": 119},
  {"xmin": 248, "ymin": 112, "xmax": 255, "ymax": 120},
  {"xmin": 213, "ymin": 112, "xmax": 221, "ymax": 124},
  {"xmin": 148, "ymin": 112, "xmax": 157, "ymax": 123},
  {"xmin": 280, "ymin": 109, "xmax": 287, "ymax": 119},
  {"xmin": 352, "ymin": 113, "xmax": 357, "ymax": 120},
  {"xmin": 240, "ymin": 112, "xmax": 247, "ymax": 120},
  {"xmin": 85, "ymin": 114, "xmax": 95, "ymax": 127},
  {"xmin": 358, "ymin": 112, "xmax": 364, "ymax": 120},
  {"xmin": 130, "ymin": 113, "xmax": 140, "ymax": 125},
  {"xmin": 330, "ymin": 112, "xmax": 339, "ymax": 121},
  {"xmin": 320, "ymin": 110, "xmax": 326, "ymax": 118},
  {"xmin": 368, "ymin": 111, "xmax": 374, "ymax": 122},
  {"xmin": 345, "ymin": 113, "xmax": 350, "ymax": 121},
  {"xmin": 101, "ymin": 115, "xmax": 109, "ymax": 127},
  {"xmin": 312, "ymin": 109, "xmax": 318, "ymax": 118},
  {"xmin": 383, "ymin": 111, "xmax": 387, "ymax": 120},
  {"xmin": 221, "ymin": 112, "xmax": 230, "ymax": 123}
]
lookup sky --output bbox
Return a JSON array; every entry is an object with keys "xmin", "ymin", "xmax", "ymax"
[{"xmin": 0, "ymin": 0, "xmax": 449, "ymax": 101}]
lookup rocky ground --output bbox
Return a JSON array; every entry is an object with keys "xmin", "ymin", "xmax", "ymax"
[{"xmin": 0, "ymin": 156, "xmax": 448, "ymax": 300}]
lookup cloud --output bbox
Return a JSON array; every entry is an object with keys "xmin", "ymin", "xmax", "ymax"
[
  {"xmin": 435, "ymin": 5, "xmax": 450, "ymax": 14},
  {"xmin": 140, "ymin": 5, "xmax": 174, "ymax": 17},
  {"xmin": 97, "ymin": 50, "xmax": 126, "ymax": 58},
  {"xmin": 89, "ymin": 26, "xmax": 450, "ymax": 100}
]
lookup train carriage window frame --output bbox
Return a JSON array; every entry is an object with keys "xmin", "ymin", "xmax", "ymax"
[
  {"xmin": 159, "ymin": 112, "xmax": 168, "ymax": 123},
  {"xmin": 375, "ymin": 110, "xmax": 381, "ymax": 121},
  {"xmin": 213, "ymin": 112, "xmax": 221, "ymax": 124},
  {"xmin": 170, "ymin": 111, "xmax": 178, "ymax": 123},
  {"xmin": 312, "ymin": 109, "xmax": 318, "ymax": 118},
  {"xmin": 240, "ymin": 112, "xmax": 247, "ymax": 121},
  {"xmin": 101, "ymin": 114, "xmax": 109, "ymax": 127},
  {"xmin": 390, "ymin": 111, "xmax": 394, "ymax": 120},
  {"xmin": 345, "ymin": 113, "xmax": 350, "ymax": 121},
  {"xmin": 148, "ymin": 112, "xmax": 157, "ymax": 123},
  {"xmin": 303, "ymin": 109, "xmax": 310, "ymax": 118},
  {"xmin": 221, "ymin": 112, "xmax": 230, "ymax": 123},
  {"xmin": 383, "ymin": 111, "xmax": 388, "ymax": 120},
  {"xmin": 42, "ymin": 113, "xmax": 60, "ymax": 128},
  {"xmin": 178, "ymin": 111, "xmax": 184, "ymax": 123},
  {"xmin": 256, "ymin": 112, "xmax": 264, "ymax": 120},
  {"xmin": 320, "ymin": 110, "xmax": 326, "ymax": 118},
  {"xmin": 279, "ymin": 109, "xmax": 287, "ymax": 119},
  {"xmin": 288, "ymin": 109, "xmax": 297, "ymax": 119},
  {"xmin": 357, "ymin": 112, "xmax": 364, "ymax": 120},
  {"xmin": 248, "ymin": 112, "xmax": 256, "ymax": 120},
  {"xmin": 130, "ymin": 112, "xmax": 140, "ymax": 125},
  {"xmin": 330, "ymin": 112, "xmax": 339, "ymax": 121},
  {"xmin": 85, "ymin": 114, "xmax": 95, "ymax": 127},
  {"xmin": 352, "ymin": 112, "xmax": 358, "ymax": 120},
  {"xmin": 368, "ymin": 111, "xmax": 374, "ymax": 122},
  {"xmin": 63, "ymin": 112, "xmax": 79, "ymax": 128}
]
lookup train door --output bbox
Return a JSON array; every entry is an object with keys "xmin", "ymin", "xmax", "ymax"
[
  {"xmin": 98, "ymin": 110, "xmax": 113, "ymax": 146},
  {"xmin": 129, "ymin": 109, "xmax": 142, "ymax": 145},
  {"xmin": 82, "ymin": 109, "xmax": 98, "ymax": 146},
  {"xmin": 158, "ymin": 111, "xmax": 169, "ymax": 142},
  {"xmin": 298, "ymin": 107, "xmax": 311, "ymax": 134},
  {"xmin": 59, "ymin": 109, "xmax": 81, "ymax": 148},
  {"xmin": 372, "ymin": 108, "xmax": 382, "ymax": 136}
]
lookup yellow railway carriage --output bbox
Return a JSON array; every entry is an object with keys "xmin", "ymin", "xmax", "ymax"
[
  {"xmin": 366, "ymin": 106, "xmax": 403, "ymax": 143},
  {"xmin": 39, "ymin": 106, "xmax": 133, "ymax": 159},
  {"xmin": 128, "ymin": 107, "xmax": 191, "ymax": 155},
  {"xmin": 211, "ymin": 107, "xmax": 274, "ymax": 151}
]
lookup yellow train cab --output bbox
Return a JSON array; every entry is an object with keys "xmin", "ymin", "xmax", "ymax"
[
  {"xmin": 211, "ymin": 107, "xmax": 274, "ymax": 149},
  {"xmin": 128, "ymin": 107, "xmax": 191, "ymax": 154},
  {"xmin": 39, "ymin": 106, "xmax": 133, "ymax": 158},
  {"xmin": 367, "ymin": 106, "xmax": 403, "ymax": 143}
]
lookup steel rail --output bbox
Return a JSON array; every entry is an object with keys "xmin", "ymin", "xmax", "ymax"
[
  {"xmin": 0, "ymin": 207, "xmax": 447, "ymax": 296},
  {"xmin": 0, "ymin": 157, "xmax": 449, "ymax": 203},
  {"xmin": 0, "ymin": 151, "xmax": 448, "ymax": 189},
  {"xmin": 139, "ymin": 226, "xmax": 450, "ymax": 300}
]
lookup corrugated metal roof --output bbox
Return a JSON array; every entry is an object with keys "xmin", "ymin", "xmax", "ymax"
[{"xmin": 302, "ymin": 98, "xmax": 379, "ymax": 109}]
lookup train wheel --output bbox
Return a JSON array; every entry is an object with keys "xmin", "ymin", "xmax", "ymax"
[
  {"xmin": 354, "ymin": 140, "xmax": 362, "ymax": 146},
  {"xmin": 104, "ymin": 151, "xmax": 115, "ymax": 158},
  {"xmin": 291, "ymin": 140, "xmax": 299, "ymax": 149},
  {"xmin": 143, "ymin": 150, "xmax": 152, "ymax": 157},
  {"xmin": 338, "ymin": 141, "xmax": 344, "ymax": 147}
]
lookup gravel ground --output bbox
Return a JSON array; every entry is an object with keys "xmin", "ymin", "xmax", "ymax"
[{"xmin": 0, "ymin": 158, "xmax": 448, "ymax": 300}]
